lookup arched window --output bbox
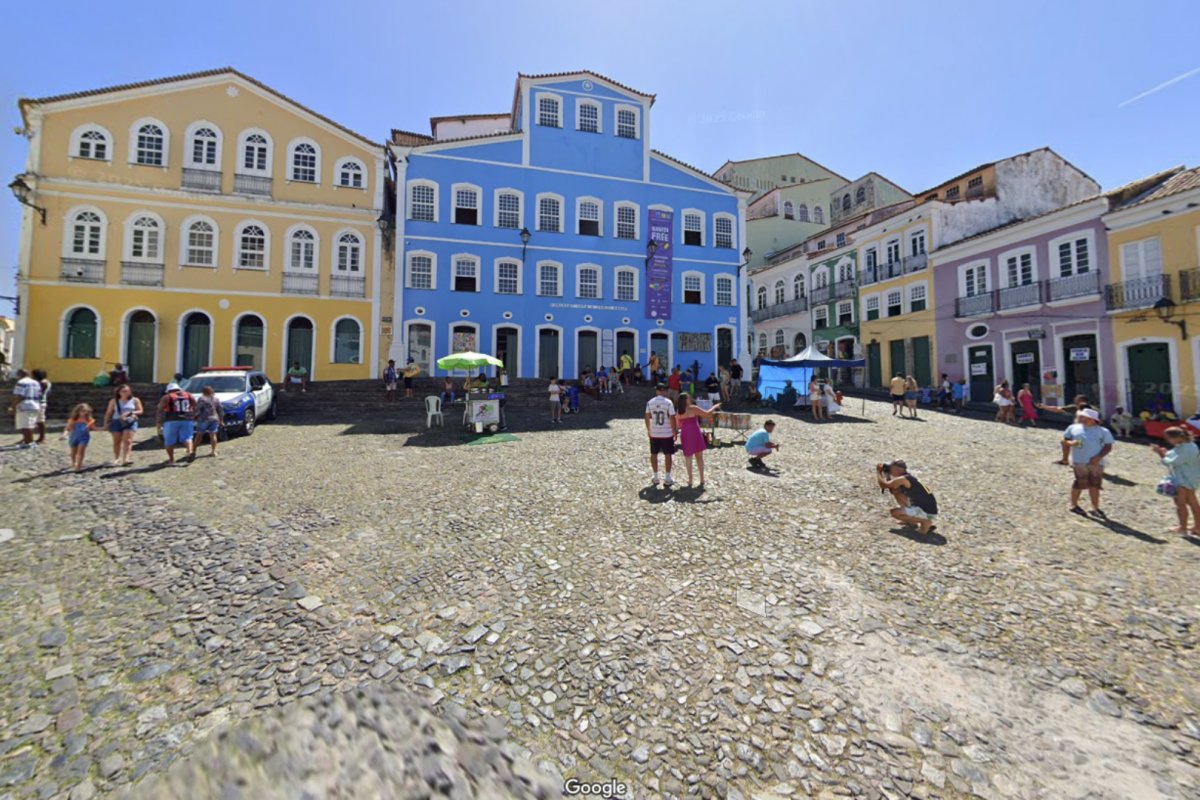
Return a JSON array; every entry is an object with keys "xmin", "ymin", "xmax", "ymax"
[
  {"xmin": 714, "ymin": 214, "xmax": 735, "ymax": 249},
  {"xmin": 335, "ymin": 158, "xmax": 365, "ymax": 189},
  {"xmin": 495, "ymin": 190, "xmax": 521, "ymax": 228},
  {"xmin": 756, "ymin": 286, "xmax": 767, "ymax": 309},
  {"xmin": 841, "ymin": 194, "xmax": 851, "ymax": 212},
  {"xmin": 615, "ymin": 267, "xmax": 637, "ymax": 301},
  {"xmin": 289, "ymin": 140, "xmax": 319, "ymax": 182},
  {"xmin": 187, "ymin": 124, "xmax": 221, "ymax": 168},
  {"xmin": 797, "ymin": 203, "xmax": 809, "ymax": 222},
  {"xmin": 287, "ymin": 228, "xmax": 316, "ymax": 271},
  {"xmin": 410, "ymin": 181, "xmax": 437, "ymax": 222},
  {"xmin": 132, "ymin": 121, "xmax": 166, "ymax": 166},
  {"xmin": 813, "ymin": 206, "xmax": 824, "ymax": 224},
  {"xmin": 775, "ymin": 329, "xmax": 785, "ymax": 348},
  {"xmin": 814, "ymin": 270, "xmax": 829, "ymax": 289},
  {"xmin": 774, "ymin": 280, "xmax": 785, "ymax": 305},
  {"xmin": 452, "ymin": 184, "xmax": 480, "ymax": 225},
  {"xmin": 793, "ymin": 332, "xmax": 807, "ymax": 352},
  {"xmin": 333, "ymin": 318, "xmax": 361, "ymax": 364},
  {"xmin": 855, "ymin": 187, "xmax": 866, "ymax": 204},
  {"xmin": 577, "ymin": 265, "xmax": 600, "ymax": 299},
  {"xmin": 577, "ymin": 199, "xmax": 601, "ymax": 236},
  {"xmin": 793, "ymin": 274, "xmax": 805, "ymax": 299},
  {"xmin": 68, "ymin": 210, "xmax": 105, "ymax": 257},
  {"xmin": 757, "ymin": 332, "xmax": 767, "ymax": 355},
  {"xmin": 65, "ymin": 308, "xmax": 98, "ymax": 358},
  {"xmin": 537, "ymin": 94, "xmax": 562, "ymax": 127},
  {"xmin": 615, "ymin": 202, "xmax": 639, "ymax": 239},
  {"xmin": 236, "ymin": 223, "xmax": 268, "ymax": 269},
  {"xmin": 537, "ymin": 194, "xmax": 562, "ymax": 233},
  {"xmin": 783, "ymin": 201, "xmax": 794, "ymax": 220},
  {"xmin": 239, "ymin": 131, "xmax": 271, "ymax": 174},
  {"xmin": 336, "ymin": 232, "xmax": 363, "ymax": 273},
  {"xmin": 715, "ymin": 276, "xmax": 733, "ymax": 306},
  {"xmin": 236, "ymin": 314, "xmax": 265, "ymax": 370},
  {"xmin": 71, "ymin": 126, "xmax": 111, "ymax": 160},
  {"xmin": 126, "ymin": 215, "xmax": 162, "ymax": 262},
  {"xmin": 183, "ymin": 218, "xmax": 216, "ymax": 266}
]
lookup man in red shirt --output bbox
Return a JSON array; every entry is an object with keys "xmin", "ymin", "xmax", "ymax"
[
  {"xmin": 155, "ymin": 382, "xmax": 197, "ymax": 465},
  {"xmin": 667, "ymin": 367, "xmax": 682, "ymax": 403}
]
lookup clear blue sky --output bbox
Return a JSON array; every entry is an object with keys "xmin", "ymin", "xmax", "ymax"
[{"xmin": 3, "ymin": 0, "xmax": 1198, "ymax": 315}]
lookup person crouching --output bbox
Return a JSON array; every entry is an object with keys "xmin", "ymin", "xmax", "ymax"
[{"xmin": 876, "ymin": 460, "xmax": 939, "ymax": 535}]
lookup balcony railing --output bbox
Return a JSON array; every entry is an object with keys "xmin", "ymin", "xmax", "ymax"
[
  {"xmin": 862, "ymin": 254, "xmax": 927, "ymax": 286},
  {"xmin": 833, "ymin": 278, "xmax": 857, "ymax": 299},
  {"xmin": 181, "ymin": 168, "xmax": 222, "ymax": 192},
  {"xmin": 330, "ymin": 275, "xmax": 366, "ymax": 297},
  {"xmin": 956, "ymin": 293, "xmax": 995, "ymax": 317},
  {"xmin": 810, "ymin": 285, "xmax": 832, "ymax": 305},
  {"xmin": 1180, "ymin": 269, "xmax": 1200, "ymax": 302},
  {"xmin": 282, "ymin": 273, "xmax": 318, "ymax": 295},
  {"xmin": 965, "ymin": 184, "xmax": 985, "ymax": 199},
  {"xmin": 60, "ymin": 257, "xmax": 105, "ymax": 283},
  {"xmin": 1105, "ymin": 274, "xmax": 1170, "ymax": 311},
  {"xmin": 234, "ymin": 173, "xmax": 272, "ymax": 196},
  {"xmin": 121, "ymin": 261, "xmax": 164, "ymax": 287},
  {"xmin": 997, "ymin": 282, "xmax": 1042, "ymax": 310},
  {"xmin": 750, "ymin": 296, "xmax": 809, "ymax": 323},
  {"xmin": 1047, "ymin": 271, "xmax": 1100, "ymax": 302}
]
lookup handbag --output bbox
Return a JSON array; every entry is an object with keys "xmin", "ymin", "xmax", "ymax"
[{"xmin": 1156, "ymin": 475, "xmax": 1177, "ymax": 496}]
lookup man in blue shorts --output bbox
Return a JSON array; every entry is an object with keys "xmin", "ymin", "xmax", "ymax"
[{"xmin": 156, "ymin": 382, "xmax": 196, "ymax": 464}]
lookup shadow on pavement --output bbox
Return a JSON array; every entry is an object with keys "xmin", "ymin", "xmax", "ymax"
[
  {"xmin": 1092, "ymin": 517, "xmax": 1167, "ymax": 545},
  {"xmin": 1103, "ymin": 474, "xmax": 1138, "ymax": 487},
  {"xmin": 786, "ymin": 415, "xmax": 876, "ymax": 425},
  {"xmin": 744, "ymin": 465, "xmax": 780, "ymax": 478},
  {"xmin": 888, "ymin": 526, "xmax": 948, "ymax": 546},
  {"xmin": 637, "ymin": 486, "xmax": 675, "ymax": 503},
  {"xmin": 99, "ymin": 462, "xmax": 172, "ymax": 478},
  {"xmin": 669, "ymin": 487, "xmax": 724, "ymax": 505}
]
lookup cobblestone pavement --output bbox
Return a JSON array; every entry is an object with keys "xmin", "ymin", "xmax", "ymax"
[{"xmin": 2, "ymin": 399, "xmax": 1199, "ymax": 799}]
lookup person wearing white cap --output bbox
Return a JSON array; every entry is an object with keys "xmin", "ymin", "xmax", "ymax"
[
  {"xmin": 155, "ymin": 382, "xmax": 197, "ymax": 465},
  {"xmin": 1063, "ymin": 407, "xmax": 1114, "ymax": 518}
]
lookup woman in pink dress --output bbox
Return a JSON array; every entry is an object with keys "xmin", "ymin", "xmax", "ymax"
[
  {"xmin": 676, "ymin": 393, "xmax": 721, "ymax": 488},
  {"xmin": 1017, "ymin": 383, "xmax": 1038, "ymax": 426}
]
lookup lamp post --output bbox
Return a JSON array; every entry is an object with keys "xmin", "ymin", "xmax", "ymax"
[
  {"xmin": 519, "ymin": 227, "xmax": 531, "ymax": 262},
  {"xmin": 8, "ymin": 176, "xmax": 46, "ymax": 225},
  {"xmin": 740, "ymin": 247, "xmax": 753, "ymax": 272},
  {"xmin": 1154, "ymin": 297, "xmax": 1188, "ymax": 339}
]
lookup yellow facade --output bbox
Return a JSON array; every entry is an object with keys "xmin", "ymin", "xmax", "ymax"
[
  {"xmin": 1104, "ymin": 171, "xmax": 1200, "ymax": 416},
  {"xmin": 854, "ymin": 209, "xmax": 938, "ymax": 385},
  {"xmin": 14, "ymin": 69, "xmax": 385, "ymax": 383}
]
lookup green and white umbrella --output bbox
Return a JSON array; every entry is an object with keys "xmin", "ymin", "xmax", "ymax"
[{"xmin": 436, "ymin": 351, "xmax": 503, "ymax": 372}]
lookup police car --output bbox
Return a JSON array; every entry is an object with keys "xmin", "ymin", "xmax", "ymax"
[{"xmin": 182, "ymin": 367, "xmax": 276, "ymax": 435}]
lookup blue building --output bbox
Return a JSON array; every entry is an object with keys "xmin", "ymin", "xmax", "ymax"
[{"xmin": 387, "ymin": 71, "xmax": 748, "ymax": 380}]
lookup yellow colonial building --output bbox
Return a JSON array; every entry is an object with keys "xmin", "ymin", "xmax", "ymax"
[
  {"xmin": 1102, "ymin": 166, "xmax": 1200, "ymax": 416},
  {"xmin": 12, "ymin": 68, "xmax": 385, "ymax": 383}
]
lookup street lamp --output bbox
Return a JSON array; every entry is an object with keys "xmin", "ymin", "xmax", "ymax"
[
  {"xmin": 739, "ymin": 247, "xmax": 753, "ymax": 273},
  {"xmin": 645, "ymin": 238, "xmax": 657, "ymax": 266},
  {"xmin": 8, "ymin": 176, "xmax": 46, "ymax": 225},
  {"xmin": 1154, "ymin": 297, "xmax": 1188, "ymax": 339},
  {"xmin": 519, "ymin": 227, "xmax": 531, "ymax": 261},
  {"xmin": 376, "ymin": 212, "xmax": 393, "ymax": 234}
]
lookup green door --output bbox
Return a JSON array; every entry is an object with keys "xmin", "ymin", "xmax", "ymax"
[
  {"xmin": 496, "ymin": 327, "xmax": 519, "ymax": 377},
  {"xmin": 577, "ymin": 331, "xmax": 598, "ymax": 377},
  {"xmin": 181, "ymin": 313, "xmax": 210, "ymax": 378},
  {"xmin": 126, "ymin": 311, "xmax": 156, "ymax": 382},
  {"xmin": 286, "ymin": 318, "xmax": 314, "ymax": 379},
  {"xmin": 538, "ymin": 329, "xmax": 559, "ymax": 378},
  {"xmin": 912, "ymin": 336, "xmax": 932, "ymax": 387},
  {"xmin": 236, "ymin": 315, "xmax": 265, "ymax": 370},
  {"xmin": 1127, "ymin": 343, "xmax": 1172, "ymax": 415},
  {"xmin": 889, "ymin": 339, "xmax": 906, "ymax": 381},
  {"xmin": 867, "ymin": 342, "xmax": 882, "ymax": 388}
]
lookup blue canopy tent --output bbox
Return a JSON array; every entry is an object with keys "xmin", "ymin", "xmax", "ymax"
[{"xmin": 756, "ymin": 346, "xmax": 867, "ymax": 411}]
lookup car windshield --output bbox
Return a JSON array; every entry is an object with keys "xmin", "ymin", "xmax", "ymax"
[{"xmin": 183, "ymin": 375, "xmax": 246, "ymax": 394}]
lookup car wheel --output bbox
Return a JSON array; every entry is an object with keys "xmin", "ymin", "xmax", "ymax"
[
  {"xmin": 243, "ymin": 408, "xmax": 256, "ymax": 436},
  {"xmin": 266, "ymin": 400, "xmax": 277, "ymax": 421}
]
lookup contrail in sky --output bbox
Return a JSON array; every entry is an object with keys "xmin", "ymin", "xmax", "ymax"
[{"xmin": 1118, "ymin": 65, "xmax": 1200, "ymax": 108}]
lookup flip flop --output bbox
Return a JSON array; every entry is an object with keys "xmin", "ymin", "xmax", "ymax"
[{"xmin": 1069, "ymin": 506, "xmax": 1089, "ymax": 517}]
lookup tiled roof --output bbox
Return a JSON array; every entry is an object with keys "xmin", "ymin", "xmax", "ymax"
[
  {"xmin": 652, "ymin": 150, "xmax": 744, "ymax": 193},
  {"xmin": 1111, "ymin": 166, "xmax": 1200, "ymax": 210},
  {"xmin": 20, "ymin": 67, "xmax": 381, "ymax": 147},
  {"xmin": 390, "ymin": 129, "xmax": 435, "ymax": 146},
  {"xmin": 518, "ymin": 71, "xmax": 656, "ymax": 101}
]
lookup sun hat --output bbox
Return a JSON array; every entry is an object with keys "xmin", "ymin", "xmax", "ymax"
[
  {"xmin": 166, "ymin": 382, "xmax": 181, "ymax": 392},
  {"xmin": 1077, "ymin": 408, "xmax": 1101, "ymax": 422}
]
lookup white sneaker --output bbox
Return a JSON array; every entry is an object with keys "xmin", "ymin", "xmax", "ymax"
[
  {"xmin": 663, "ymin": 474, "xmax": 675, "ymax": 487},
  {"xmin": 651, "ymin": 474, "xmax": 661, "ymax": 486}
]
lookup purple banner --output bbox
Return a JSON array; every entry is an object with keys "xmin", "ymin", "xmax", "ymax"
[{"xmin": 646, "ymin": 209, "xmax": 673, "ymax": 320}]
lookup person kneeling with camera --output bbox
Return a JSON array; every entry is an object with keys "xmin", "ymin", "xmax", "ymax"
[{"xmin": 876, "ymin": 460, "xmax": 939, "ymax": 535}]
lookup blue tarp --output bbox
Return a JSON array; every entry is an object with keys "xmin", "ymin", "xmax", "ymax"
[{"xmin": 756, "ymin": 346, "xmax": 865, "ymax": 400}]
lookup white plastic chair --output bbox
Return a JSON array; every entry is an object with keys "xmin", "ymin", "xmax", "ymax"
[{"xmin": 424, "ymin": 395, "xmax": 444, "ymax": 428}]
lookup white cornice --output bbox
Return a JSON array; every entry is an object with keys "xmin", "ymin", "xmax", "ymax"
[{"xmin": 1102, "ymin": 187, "xmax": 1200, "ymax": 231}]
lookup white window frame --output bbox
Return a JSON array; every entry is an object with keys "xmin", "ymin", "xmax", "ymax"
[
  {"xmin": 576, "ymin": 263, "xmax": 601, "ymax": 299},
  {"xmin": 236, "ymin": 128, "xmax": 274, "ymax": 176},
  {"xmin": 451, "ymin": 182, "xmax": 483, "ymax": 226},
  {"xmin": 885, "ymin": 289, "xmax": 903, "ymax": 317},
  {"xmin": 284, "ymin": 224, "xmax": 319, "ymax": 273},
  {"xmin": 184, "ymin": 120, "xmax": 223, "ymax": 170},
  {"xmin": 179, "ymin": 215, "xmax": 219, "ymax": 268},
  {"xmin": 614, "ymin": 266, "xmax": 638, "ymax": 302},
  {"xmin": 715, "ymin": 274, "xmax": 735, "ymax": 306},
  {"xmin": 576, "ymin": 196, "xmax": 603, "ymax": 236},
  {"xmin": 128, "ymin": 117, "xmax": 170, "ymax": 167},
  {"xmin": 836, "ymin": 257, "xmax": 855, "ymax": 284},
  {"xmin": 813, "ymin": 268, "xmax": 829, "ymax": 289},
  {"xmin": 783, "ymin": 200, "xmax": 794, "ymax": 220},
  {"xmin": 536, "ymin": 92, "xmax": 563, "ymax": 128},
  {"xmin": 334, "ymin": 230, "xmax": 364, "ymax": 274},
  {"xmin": 774, "ymin": 280, "xmax": 786, "ymax": 305},
  {"xmin": 333, "ymin": 156, "xmax": 367, "ymax": 190},
  {"xmin": 959, "ymin": 261, "xmax": 991, "ymax": 297},
  {"xmin": 494, "ymin": 257, "xmax": 523, "ymax": 295},
  {"xmin": 576, "ymin": 99, "xmax": 602, "ymax": 133},
  {"xmin": 234, "ymin": 220, "xmax": 271, "ymax": 271},
  {"xmin": 884, "ymin": 237, "xmax": 902, "ymax": 265},
  {"xmin": 69, "ymin": 124, "xmax": 113, "ymax": 163},
  {"xmin": 405, "ymin": 250, "xmax": 437, "ymax": 290},
  {"xmin": 682, "ymin": 208, "xmax": 705, "ymax": 246},
  {"xmin": 122, "ymin": 211, "xmax": 165, "ymax": 263},
  {"xmin": 813, "ymin": 306, "xmax": 829, "ymax": 328},
  {"xmin": 713, "ymin": 213, "xmax": 736, "ymax": 249},
  {"xmin": 614, "ymin": 103, "xmax": 640, "ymax": 140},
  {"xmin": 614, "ymin": 201, "xmax": 640, "ymax": 240},
  {"xmin": 62, "ymin": 205, "xmax": 108, "ymax": 259},
  {"xmin": 330, "ymin": 315, "xmax": 364, "ymax": 365},
  {"xmin": 537, "ymin": 260, "xmax": 563, "ymax": 297},
  {"xmin": 836, "ymin": 300, "xmax": 854, "ymax": 325},
  {"xmin": 286, "ymin": 137, "xmax": 322, "ymax": 184},
  {"xmin": 793, "ymin": 273, "xmax": 806, "ymax": 299},
  {"xmin": 758, "ymin": 332, "xmax": 768, "ymax": 355},
  {"xmin": 756, "ymin": 285, "xmax": 768, "ymax": 309},
  {"xmin": 493, "ymin": 188, "xmax": 524, "ymax": 229},
  {"xmin": 1048, "ymin": 230, "xmax": 1095, "ymax": 278},
  {"xmin": 863, "ymin": 293, "xmax": 881, "ymax": 319},
  {"xmin": 536, "ymin": 192, "xmax": 564, "ymax": 233},
  {"xmin": 796, "ymin": 203, "xmax": 809, "ymax": 223},
  {"xmin": 1120, "ymin": 236, "xmax": 1163, "ymax": 281},
  {"xmin": 999, "ymin": 245, "xmax": 1038, "ymax": 288},
  {"xmin": 813, "ymin": 206, "xmax": 824, "ymax": 224},
  {"xmin": 908, "ymin": 227, "xmax": 928, "ymax": 256},
  {"xmin": 409, "ymin": 180, "xmax": 439, "ymax": 223},
  {"xmin": 681, "ymin": 270, "xmax": 706, "ymax": 305},
  {"xmin": 451, "ymin": 253, "xmax": 480, "ymax": 292},
  {"xmin": 908, "ymin": 281, "xmax": 928, "ymax": 313}
]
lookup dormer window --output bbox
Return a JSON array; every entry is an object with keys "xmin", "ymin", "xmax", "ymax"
[
  {"xmin": 537, "ymin": 95, "xmax": 561, "ymax": 127},
  {"xmin": 615, "ymin": 106, "xmax": 639, "ymax": 139},
  {"xmin": 577, "ymin": 100, "xmax": 600, "ymax": 133}
]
